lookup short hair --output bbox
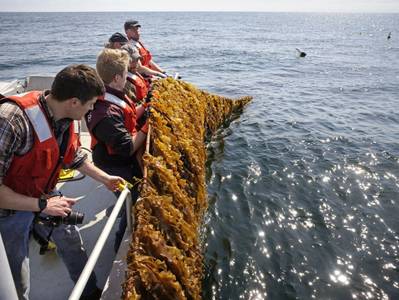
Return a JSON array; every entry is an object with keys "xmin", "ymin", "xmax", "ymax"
[
  {"xmin": 96, "ymin": 48, "xmax": 130, "ymax": 85},
  {"xmin": 51, "ymin": 64, "xmax": 105, "ymax": 104}
]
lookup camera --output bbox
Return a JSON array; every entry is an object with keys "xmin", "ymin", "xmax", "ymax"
[
  {"xmin": 37, "ymin": 211, "xmax": 85, "ymax": 227},
  {"xmin": 33, "ymin": 211, "xmax": 85, "ymax": 255}
]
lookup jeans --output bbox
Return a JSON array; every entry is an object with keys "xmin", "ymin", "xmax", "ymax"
[{"xmin": 0, "ymin": 211, "xmax": 97, "ymax": 300}]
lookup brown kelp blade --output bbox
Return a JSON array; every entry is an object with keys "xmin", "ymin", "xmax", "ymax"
[{"xmin": 123, "ymin": 78, "xmax": 251, "ymax": 300}]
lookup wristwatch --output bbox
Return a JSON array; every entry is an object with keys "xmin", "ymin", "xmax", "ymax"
[{"xmin": 38, "ymin": 196, "xmax": 48, "ymax": 212}]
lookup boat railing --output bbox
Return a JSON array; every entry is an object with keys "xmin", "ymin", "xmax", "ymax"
[
  {"xmin": 69, "ymin": 125, "xmax": 151, "ymax": 300},
  {"xmin": 68, "ymin": 186, "xmax": 133, "ymax": 300},
  {"xmin": 0, "ymin": 232, "xmax": 18, "ymax": 300}
]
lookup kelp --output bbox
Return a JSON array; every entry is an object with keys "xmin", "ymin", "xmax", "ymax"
[{"xmin": 123, "ymin": 78, "xmax": 251, "ymax": 299}]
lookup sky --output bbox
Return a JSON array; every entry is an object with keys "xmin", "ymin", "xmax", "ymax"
[{"xmin": 0, "ymin": 0, "xmax": 398, "ymax": 13}]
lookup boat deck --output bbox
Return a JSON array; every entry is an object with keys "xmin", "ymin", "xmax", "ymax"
[{"xmin": 30, "ymin": 133, "xmax": 129, "ymax": 300}]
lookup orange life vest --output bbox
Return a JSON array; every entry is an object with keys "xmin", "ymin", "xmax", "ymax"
[
  {"xmin": 126, "ymin": 72, "xmax": 148, "ymax": 101},
  {"xmin": 2, "ymin": 91, "xmax": 77, "ymax": 197},
  {"xmin": 89, "ymin": 92, "xmax": 137, "ymax": 154},
  {"xmin": 132, "ymin": 40, "xmax": 152, "ymax": 68}
]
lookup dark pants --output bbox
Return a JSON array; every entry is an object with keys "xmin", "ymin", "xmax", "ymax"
[
  {"xmin": 94, "ymin": 164, "xmax": 141, "ymax": 252},
  {"xmin": 112, "ymin": 187, "xmax": 139, "ymax": 252},
  {"xmin": 0, "ymin": 210, "xmax": 97, "ymax": 299}
]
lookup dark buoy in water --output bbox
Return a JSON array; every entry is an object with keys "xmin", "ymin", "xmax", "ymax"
[
  {"xmin": 387, "ymin": 32, "xmax": 391, "ymax": 40},
  {"xmin": 296, "ymin": 48, "xmax": 307, "ymax": 57}
]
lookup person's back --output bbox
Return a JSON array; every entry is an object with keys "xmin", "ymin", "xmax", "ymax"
[
  {"xmin": 86, "ymin": 48, "xmax": 147, "ymax": 171},
  {"xmin": 86, "ymin": 48, "xmax": 148, "ymax": 250}
]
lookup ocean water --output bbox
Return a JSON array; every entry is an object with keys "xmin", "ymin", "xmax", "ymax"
[{"xmin": 1, "ymin": 12, "xmax": 399, "ymax": 299}]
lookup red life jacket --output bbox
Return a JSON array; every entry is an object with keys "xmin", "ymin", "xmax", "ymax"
[
  {"xmin": 2, "ymin": 91, "xmax": 77, "ymax": 197},
  {"xmin": 132, "ymin": 40, "xmax": 152, "ymax": 68},
  {"xmin": 89, "ymin": 92, "xmax": 137, "ymax": 154},
  {"xmin": 126, "ymin": 72, "xmax": 148, "ymax": 101}
]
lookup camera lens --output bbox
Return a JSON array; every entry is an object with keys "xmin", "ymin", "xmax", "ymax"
[{"xmin": 63, "ymin": 211, "xmax": 84, "ymax": 225}]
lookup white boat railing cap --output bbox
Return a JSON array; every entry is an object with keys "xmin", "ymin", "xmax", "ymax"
[
  {"xmin": 68, "ymin": 187, "xmax": 133, "ymax": 300},
  {"xmin": 0, "ymin": 78, "xmax": 26, "ymax": 96},
  {"xmin": 70, "ymin": 124, "xmax": 151, "ymax": 299},
  {"xmin": 26, "ymin": 75, "xmax": 54, "ymax": 91},
  {"xmin": 0, "ymin": 75, "xmax": 54, "ymax": 96},
  {"xmin": 0, "ymin": 232, "xmax": 18, "ymax": 300}
]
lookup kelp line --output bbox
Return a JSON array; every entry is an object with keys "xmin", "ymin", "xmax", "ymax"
[{"xmin": 123, "ymin": 78, "xmax": 251, "ymax": 299}]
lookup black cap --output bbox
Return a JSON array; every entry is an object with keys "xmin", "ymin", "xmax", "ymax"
[
  {"xmin": 124, "ymin": 20, "xmax": 141, "ymax": 30},
  {"xmin": 109, "ymin": 32, "xmax": 128, "ymax": 43}
]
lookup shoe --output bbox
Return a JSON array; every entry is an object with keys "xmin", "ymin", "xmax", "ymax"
[{"xmin": 79, "ymin": 287, "xmax": 103, "ymax": 300}]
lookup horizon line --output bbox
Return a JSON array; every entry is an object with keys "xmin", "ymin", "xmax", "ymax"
[{"xmin": 1, "ymin": 10, "xmax": 399, "ymax": 14}]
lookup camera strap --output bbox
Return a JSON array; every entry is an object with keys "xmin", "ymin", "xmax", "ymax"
[
  {"xmin": 32, "ymin": 215, "xmax": 55, "ymax": 255},
  {"xmin": 43, "ymin": 122, "xmax": 71, "ymax": 194}
]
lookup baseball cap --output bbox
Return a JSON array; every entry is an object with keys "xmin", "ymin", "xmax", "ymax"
[
  {"xmin": 124, "ymin": 20, "xmax": 141, "ymax": 30},
  {"xmin": 109, "ymin": 32, "xmax": 128, "ymax": 43}
]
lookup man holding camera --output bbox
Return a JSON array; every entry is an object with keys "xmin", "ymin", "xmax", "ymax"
[{"xmin": 0, "ymin": 64, "xmax": 124, "ymax": 300}]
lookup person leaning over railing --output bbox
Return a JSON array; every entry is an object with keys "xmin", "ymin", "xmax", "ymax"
[
  {"xmin": 124, "ymin": 20, "xmax": 168, "ymax": 75},
  {"xmin": 85, "ymin": 49, "xmax": 148, "ymax": 252},
  {"xmin": 121, "ymin": 44, "xmax": 150, "ymax": 104},
  {"xmin": 106, "ymin": 31, "xmax": 166, "ymax": 81},
  {"xmin": 0, "ymin": 64, "xmax": 125, "ymax": 300}
]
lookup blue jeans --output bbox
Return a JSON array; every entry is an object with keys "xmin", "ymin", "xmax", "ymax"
[{"xmin": 0, "ymin": 211, "xmax": 97, "ymax": 300}]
